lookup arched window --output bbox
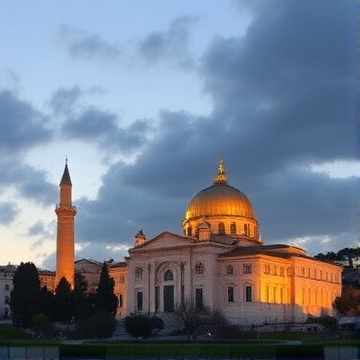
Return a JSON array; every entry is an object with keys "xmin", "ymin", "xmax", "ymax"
[
  {"xmin": 195, "ymin": 262, "xmax": 204, "ymax": 275},
  {"xmin": 230, "ymin": 222, "xmax": 236, "ymax": 235},
  {"xmin": 164, "ymin": 269, "xmax": 174, "ymax": 281},
  {"xmin": 218, "ymin": 222, "xmax": 225, "ymax": 235}
]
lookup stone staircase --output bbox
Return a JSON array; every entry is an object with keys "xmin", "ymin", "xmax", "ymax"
[
  {"xmin": 156, "ymin": 312, "xmax": 184, "ymax": 334},
  {"xmin": 112, "ymin": 318, "xmax": 129, "ymax": 338}
]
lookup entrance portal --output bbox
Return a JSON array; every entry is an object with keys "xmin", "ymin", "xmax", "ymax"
[{"xmin": 163, "ymin": 285, "xmax": 174, "ymax": 312}]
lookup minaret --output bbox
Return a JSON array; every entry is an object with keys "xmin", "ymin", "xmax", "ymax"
[{"xmin": 55, "ymin": 159, "xmax": 77, "ymax": 288}]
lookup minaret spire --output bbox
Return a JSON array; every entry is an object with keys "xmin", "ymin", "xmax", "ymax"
[
  {"xmin": 213, "ymin": 157, "xmax": 228, "ymax": 184},
  {"xmin": 55, "ymin": 159, "xmax": 77, "ymax": 288}
]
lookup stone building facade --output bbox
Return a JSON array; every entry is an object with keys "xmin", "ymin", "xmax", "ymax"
[
  {"xmin": 124, "ymin": 159, "xmax": 342, "ymax": 324},
  {"xmin": 0, "ymin": 159, "xmax": 342, "ymax": 325}
]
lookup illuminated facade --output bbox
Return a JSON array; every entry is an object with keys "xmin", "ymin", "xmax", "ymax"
[
  {"xmin": 125, "ymin": 159, "xmax": 342, "ymax": 324},
  {"xmin": 28, "ymin": 159, "xmax": 341, "ymax": 325},
  {"xmin": 55, "ymin": 160, "xmax": 77, "ymax": 288}
]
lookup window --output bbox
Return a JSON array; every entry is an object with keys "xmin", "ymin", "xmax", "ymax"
[
  {"xmin": 119, "ymin": 294, "xmax": 123, "ymax": 308},
  {"xmin": 218, "ymin": 222, "xmax": 225, "ymax": 235},
  {"xmin": 195, "ymin": 262, "xmax": 204, "ymax": 275},
  {"xmin": 230, "ymin": 222, "xmax": 236, "ymax": 235},
  {"xmin": 243, "ymin": 264, "xmax": 252, "ymax": 274},
  {"xmin": 264, "ymin": 264, "xmax": 270, "ymax": 274},
  {"xmin": 136, "ymin": 291, "xmax": 143, "ymax": 311},
  {"xmin": 280, "ymin": 267, "xmax": 284, "ymax": 277},
  {"xmin": 226, "ymin": 265, "xmax": 234, "ymax": 275},
  {"xmin": 227, "ymin": 286, "xmax": 234, "ymax": 302},
  {"xmin": 135, "ymin": 267, "xmax": 143, "ymax": 281},
  {"xmin": 119, "ymin": 275, "xmax": 125, "ymax": 283},
  {"xmin": 155, "ymin": 286, "xmax": 160, "ymax": 312},
  {"xmin": 195, "ymin": 288, "xmax": 203, "ymax": 309},
  {"xmin": 245, "ymin": 286, "xmax": 252, "ymax": 302},
  {"xmin": 164, "ymin": 269, "xmax": 174, "ymax": 281},
  {"xmin": 187, "ymin": 226, "xmax": 192, "ymax": 237},
  {"xmin": 273, "ymin": 286, "xmax": 277, "ymax": 303},
  {"xmin": 5, "ymin": 284, "xmax": 10, "ymax": 291},
  {"xmin": 244, "ymin": 224, "xmax": 248, "ymax": 235}
]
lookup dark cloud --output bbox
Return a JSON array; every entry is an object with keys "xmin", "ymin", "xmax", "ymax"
[
  {"xmin": 200, "ymin": 0, "xmax": 356, "ymax": 166},
  {"xmin": 61, "ymin": 107, "xmax": 155, "ymax": 155},
  {"xmin": 0, "ymin": 90, "xmax": 52, "ymax": 155},
  {"xmin": 0, "ymin": 202, "xmax": 18, "ymax": 225},
  {"xmin": 63, "ymin": 108, "xmax": 118, "ymax": 139},
  {"xmin": 28, "ymin": 222, "xmax": 46, "ymax": 237},
  {"xmin": 138, "ymin": 16, "xmax": 197, "ymax": 68},
  {"xmin": 48, "ymin": 86, "xmax": 83, "ymax": 116},
  {"xmin": 0, "ymin": 161, "xmax": 57, "ymax": 207},
  {"xmin": 59, "ymin": 16, "xmax": 197, "ymax": 69},
  {"xmin": 68, "ymin": 0, "xmax": 357, "ymax": 257}
]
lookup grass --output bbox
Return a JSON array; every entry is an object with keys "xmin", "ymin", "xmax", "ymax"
[
  {"xmin": 0, "ymin": 324, "xmax": 31, "ymax": 341},
  {"xmin": 0, "ymin": 324, "xmax": 358, "ymax": 359}
]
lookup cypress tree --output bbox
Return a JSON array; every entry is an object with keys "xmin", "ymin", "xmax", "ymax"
[
  {"xmin": 53, "ymin": 277, "xmax": 73, "ymax": 322},
  {"xmin": 10, "ymin": 262, "xmax": 40, "ymax": 328},
  {"xmin": 95, "ymin": 262, "xmax": 118, "ymax": 315}
]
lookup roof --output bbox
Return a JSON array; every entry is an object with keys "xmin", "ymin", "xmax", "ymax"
[
  {"xmin": 217, "ymin": 244, "xmax": 307, "ymax": 260},
  {"xmin": 60, "ymin": 163, "xmax": 72, "ymax": 185}
]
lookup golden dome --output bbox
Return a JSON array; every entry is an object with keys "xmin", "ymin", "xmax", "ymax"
[
  {"xmin": 182, "ymin": 159, "xmax": 259, "ymax": 241},
  {"xmin": 184, "ymin": 182, "xmax": 254, "ymax": 220}
]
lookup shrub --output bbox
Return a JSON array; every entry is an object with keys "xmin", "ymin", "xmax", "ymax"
[
  {"xmin": 318, "ymin": 315, "xmax": 338, "ymax": 331},
  {"xmin": 32, "ymin": 313, "xmax": 49, "ymax": 337},
  {"xmin": 124, "ymin": 314, "xmax": 163, "ymax": 339},
  {"xmin": 74, "ymin": 311, "xmax": 116, "ymax": 339}
]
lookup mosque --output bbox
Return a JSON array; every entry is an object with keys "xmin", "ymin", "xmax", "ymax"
[{"xmin": 55, "ymin": 159, "xmax": 341, "ymax": 325}]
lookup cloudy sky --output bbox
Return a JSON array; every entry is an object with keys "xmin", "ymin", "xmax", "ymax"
[{"xmin": 0, "ymin": 0, "xmax": 358, "ymax": 270}]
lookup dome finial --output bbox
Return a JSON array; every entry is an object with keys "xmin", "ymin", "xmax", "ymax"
[{"xmin": 214, "ymin": 157, "xmax": 227, "ymax": 184}]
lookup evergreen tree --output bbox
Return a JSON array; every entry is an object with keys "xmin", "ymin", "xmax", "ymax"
[
  {"xmin": 53, "ymin": 277, "xmax": 73, "ymax": 322},
  {"xmin": 95, "ymin": 262, "xmax": 117, "ymax": 315},
  {"xmin": 333, "ymin": 285, "xmax": 360, "ymax": 316},
  {"xmin": 10, "ymin": 262, "xmax": 40, "ymax": 328},
  {"xmin": 72, "ymin": 272, "xmax": 92, "ymax": 320},
  {"xmin": 38, "ymin": 286, "xmax": 54, "ymax": 319}
]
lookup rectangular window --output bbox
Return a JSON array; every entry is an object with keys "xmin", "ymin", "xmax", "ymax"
[
  {"xmin": 226, "ymin": 265, "xmax": 234, "ymax": 275},
  {"xmin": 264, "ymin": 264, "xmax": 270, "ymax": 274},
  {"xmin": 195, "ymin": 288, "xmax": 203, "ymax": 309},
  {"xmin": 119, "ymin": 294, "xmax": 123, "ymax": 308},
  {"xmin": 243, "ymin": 264, "xmax": 252, "ymax": 274},
  {"xmin": 227, "ymin": 286, "xmax": 234, "ymax": 302},
  {"xmin": 136, "ymin": 291, "xmax": 143, "ymax": 311},
  {"xmin": 119, "ymin": 275, "xmax": 125, "ymax": 283},
  {"xmin": 155, "ymin": 286, "xmax": 160, "ymax": 313},
  {"xmin": 5, "ymin": 284, "xmax": 10, "ymax": 291},
  {"xmin": 245, "ymin": 286, "xmax": 252, "ymax": 302}
]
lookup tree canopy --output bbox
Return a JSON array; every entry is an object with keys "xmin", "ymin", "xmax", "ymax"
[
  {"xmin": 95, "ymin": 262, "xmax": 118, "ymax": 315},
  {"xmin": 10, "ymin": 262, "xmax": 40, "ymax": 328}
]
